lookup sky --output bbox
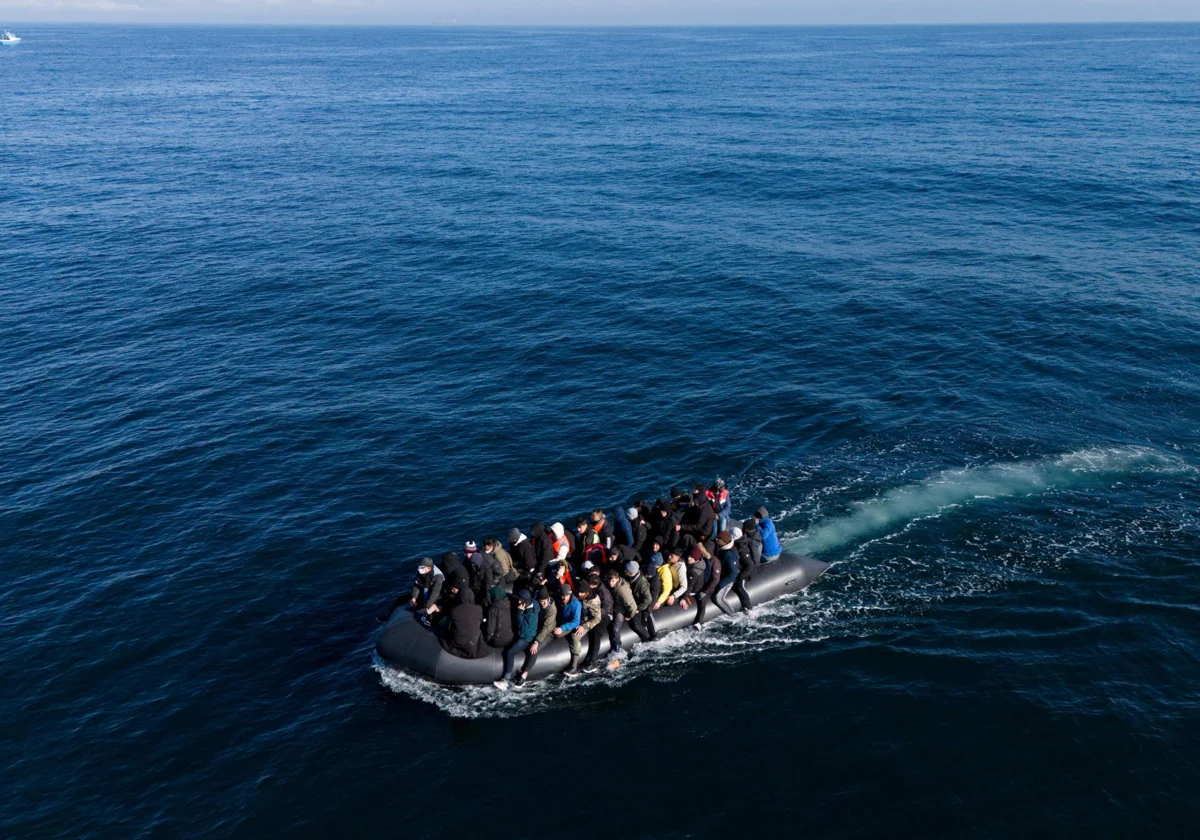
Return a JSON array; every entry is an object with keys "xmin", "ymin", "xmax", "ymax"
[{"xmin": 2, "ymin": 0, "xmax": 1199, "ymax": 26}]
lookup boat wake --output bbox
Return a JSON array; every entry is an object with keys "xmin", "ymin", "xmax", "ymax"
[{"xmin": 376, "ymin": 445, "xmax": 1194, "ymax": 718}]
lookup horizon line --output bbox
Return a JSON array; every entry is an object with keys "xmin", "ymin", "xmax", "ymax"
[{"xmin": 6, "ymin": 19, "xmax": 1200, "ymax": 28}]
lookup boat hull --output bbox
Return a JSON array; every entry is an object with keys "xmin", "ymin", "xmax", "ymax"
[{"xmin": 376, "ymin": 551, "xmax": 829, "ymax": 685}]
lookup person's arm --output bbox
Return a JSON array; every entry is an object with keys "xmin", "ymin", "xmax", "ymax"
[
  {"xmin": 559, "ymin": 603, "xmax": 581, "ymax": 634},
  {"xmin": 578, "ymin": 600, "xmax": 600, "ymax": 633},
  {"xmin": 671, "ymin": 567, "xmax": 687, "ymax": 601}
]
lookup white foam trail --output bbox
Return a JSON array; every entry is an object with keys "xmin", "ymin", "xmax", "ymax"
[{"xmin": 791, "ymin": 446, "xmax": 1187, "ymax": 556}]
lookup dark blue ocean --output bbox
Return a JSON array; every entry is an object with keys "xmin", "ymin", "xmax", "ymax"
[{"xmin": 3, "ymin": 22, "xmax": 1199, "ymax": 837}]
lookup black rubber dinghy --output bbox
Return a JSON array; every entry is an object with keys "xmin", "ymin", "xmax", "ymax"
[{"xmin": 376, "ymin": 551, "xmax": 829, "ymax": 686}]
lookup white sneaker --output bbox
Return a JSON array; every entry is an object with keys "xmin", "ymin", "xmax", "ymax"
[{"xmin": 492, "ymin": 679, "xmax": 509, "ymax": 691}]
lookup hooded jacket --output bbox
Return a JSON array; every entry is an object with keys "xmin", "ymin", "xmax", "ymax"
[
  {"xmin": 410, "ymin": 565, "xmax": 444, "ymax": 608},
  {"xmin": 550, "ymin": 522, "xmax": 572, "ymax": 563},
  {"xmin": 484, "ymin": 587, "xmax": 516, "ymax": 649},
  {"xmin": 510, "ymin": 534, "xmax": 536, "ymax": 574},
  {"xmin": 529, "ymin": 523, "xmax": 556, "ymax": 575},
  {"xmin": 757, "ymin": 513, "xmax": 783, "ymax": 557},
  {"xmin": 679, "ymin": 500, "xmax": 716, "ymax": 541},
  {"xmin": 740, "ymin": 520, "xmax": 763, "ymax": 567},
  {"xmin": 441, "ymin": 588, "xmax": 486, "ymax": 659},
  {"xmin": 467, "ymin": 551, "xmax": 494, "ymax": 597},
  {"xmin": 439, "ymin": 552, "xmax": 470, "ymax": 598},
  {"xmin": 515, "ymin": 600, "xmax": 540, "ymax": 643},
  {"xmin": 628, "ymin": 572, "xmax": 653, "ymax": 613},
  {"xmin": 613, "ymin": 506, "xmax": 634, "ymax": 548}
]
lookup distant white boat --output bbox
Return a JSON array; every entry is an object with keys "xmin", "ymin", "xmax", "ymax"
[{"xmin": 0, "ymin": 30, "xmax": 20, "ymax": 44}]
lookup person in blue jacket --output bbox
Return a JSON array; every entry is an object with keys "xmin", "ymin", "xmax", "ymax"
[
  {"xmin": 552, "ymin": 587, "xmax": 584, "ymax": 677},
  {"xmin": 494, "ymin": 590, "xmax": 538, "ymax": 690},
  {"xmin": 754, "ymin": 507, "xmax": 783, "ymax": 562}
]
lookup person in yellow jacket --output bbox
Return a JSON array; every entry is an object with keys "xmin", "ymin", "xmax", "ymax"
[
  {"xmin": 656, "ymin": 548, "xmax": 688, "ymax": 607},
  {"xmin": 653, "ymin": 548, "xmax": 675, "ymax": 610}
]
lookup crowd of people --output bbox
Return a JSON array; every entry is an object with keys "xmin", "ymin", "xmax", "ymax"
[{"xmin": 381, "ymin": 480, "xmax": 784, "ymax": 689}]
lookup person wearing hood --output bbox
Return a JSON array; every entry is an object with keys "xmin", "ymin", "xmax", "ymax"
[
  {"xmin": 552, "ymin": 587, "xmax": 584, "ymax": 676},
  {"xmin": 590, "ymin": 509, "xmax": 614, "ymax": 550},
  {"xmin": 613, "ymin": 505, "xmax": 634, "ymax": 548},
  {"xmin": 624, "ymin": 561, "xmax": 656, "ymax": 642},
  {"xmin": 508, "ymin": 528, "xmax": 536, "ymax": 577},
  {"xmin": 740, "ymin": 517, "xmax": 763, "ymax": 568},
  {"xmin": 628, "ymin": 507, "xmax": 649, "ymax": 557},
  {"xmin": 483, "ymin": 584, "xmax": 516, "ymax": 649},
  {"xmin": 529, "ymin": 522, "xmax": 556, "ymax": 576},
  {"xmin": 550, "ymin": 522, "xmax": 573, "ymax": 565},
  {"xmin": 440, "ymin": 586, "xmax": 486, "ymax": 660},
  {"xmin": 439, "ymin": 551, "xmax": 470, "ymax": 600},
  {"xmin": 680, "ymin": 488, "xmax": 717, "ymax": 542},
  {"xmin": 484, "ymin": 537, "xmax": 516, "ymax": 584},
  {"xmin": 512, "ymin": 588, "xmax": 558, "ymax": 687},
  {"xmin": 652, "ymin": 498, "xmax": 678, "ymax": 556},
  {"xmin": 607, "ymin": 542, "xmax": 639, "ymax": 575},
  {"xmin": 733, "ymin": 523, "xmax": 760, "ymax": 610},
  {"xmin": 409, "ymin": 557, "xmax": 444, "ymax": 619},
  {"xmin": 712, "ymin": 531, "xmax": 741, "ymax": 615},
  {"xmin": 465, "ymin": 543, "xmax": 495, "ymax": 602},
  {"xmin": 754, "ymin": 507, "xmax": 783, "ymax": 562},
  {"xmin": 581, "ymin": 571, "xmax": 614, "ymax": 671},
  {"xmin": 495, "ymin": 590, "xmax": 539, "ymax": 690}
]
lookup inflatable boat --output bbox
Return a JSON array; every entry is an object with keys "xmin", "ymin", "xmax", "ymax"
[{"xmin": 376, "ymin": 551, "xmax": 829, "ymax": 686}]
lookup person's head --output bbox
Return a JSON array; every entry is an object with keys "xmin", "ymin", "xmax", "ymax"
[
  {"xmin": 713, "ymin": 478, "xmax": 725, "ymax": 491},
  {"xmin": 591, "ymin": 508, "xmax": 605, "ymax": 523},
  {"xmin": 518, "ymin": 589, "xmax": 534, "ymax": 609},
  {"xmin": 560, "ymin": 589, "xmax": 574, "ymax": 605},
  {"xmin": 575, "ymin": 582, "xmax": 591, "ymax": 600},
  {"xmin": 587, "ymin": 571, "xmax": 602, "ymax": 589},
  {"xmin": 531, "ymin": 571, "xmax": 547, "ymax": 588},
  {"xmin": 652, "ymin": 538, "xmax": 662, "ymax": 553},
  {"xmin": 680, "ymin": 493, "xmax": 693, "ymax": 506},
  {"xmin": 448, "ymin": 584, "xmax": 461, "ymax": 598},
  {"xmin": 730, "ymin": 526, "xmax": 743, "ymax": 542},
  {"xmin": 606, "ymin": 569, "xmax": 620, "ymax": 586},
  {"xmin": 537, "ymin": 588, "xmax": 552, "ymax": 607},
  {"xmin": 551, "ymin": 522, "xmax": 565, "ymax": 539},
  {"xmin": 508, "ymin": 527, "xmax": 521, "ymax": 545},
  {"xmin": 668, "ymin": 549, "xmax": 683, "ymax": 565},
  {"xmin": 417, "ymin": 557, "xmax": 434, "ymax": 573},
  {"xmin": 693, "ymin": 481, "xmax": 706, "ymax": 496},
  {"xmin": 464, "ymin": 540, "xmax": 477, "ymax": 555},
  {"xmin": 717, "ymin": 530, "xmax": 734, "ymax": 549},
  {"xmin": 687, "ymin": 546, "xmax": 703, "ymax": 564},
  {"xmin": 483, "ymin": 538, "xmax": 497, "ymax": 551},
  {"xmin": 626, "ymin": 506, "xmax": 639, "ymax": 521},
  {"xmin": 669, "ymin": 486, "xmax": 682, "ymax": 501},
  {"xmin": 743, "ymin": 518, "xmax": 758, "ymax": 534},
  {"xmin": 624, "ymin": 560, "xmax": 640, "ymax": 579},
  {"xmin": 576, "ymin": 515, "xmax": 589, "ymax": 533}
]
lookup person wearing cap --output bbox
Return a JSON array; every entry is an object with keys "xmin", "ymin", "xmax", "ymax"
[
  {"xmin": 708, "ymin": 479, "xmax": 732, "ymax": 535},
  {"xmin": 628, "ymin": 507, "xmax": 649, "ymax": 556},
  {"xmin": 409, "ymin": 557, "xmax": 444, "ymax": 618},
  {"xmin": 508, "ymin": 528, "xmax": 536, "ymax": 576},
  {"xmin": 712, "ymin": 530, "xmax": 741, "ymax": 615},
  {"xmin": 754, "ymin": 507, "xmax": 783, "ymax": 562},
  {"xmin": 581, "ymin": 571, "xmax": 614, "ymax": 671},
  {"xmin": 624, "ymin": 560, "xmax": 656, "ymax": 642},
  {"xmin": 512, "ymin": 588, "xmax": 558, "ymax": 686},
  {"xmin": 552, "ymin": 587, "xmax": 584, "ymax": 676},
  {"xmin": 575, "ymin": 580, "xmax": 605, "ymax": 672},
  {"xmin": 495, "ymin": 589, "xmax": 540, "ymax": 690},
  {"xmin": 605, "ymin": 568, "xmax": 636, "ymax": 657}
]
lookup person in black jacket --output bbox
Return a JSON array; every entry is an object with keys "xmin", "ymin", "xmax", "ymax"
[
  {"xmin": 483, "ymin": 585, "xmax": 516, "ymax": 649},
  {"xmin": 732, "ymin": 524, "xmax": 758, "ymax": 611},
  {"xmin": 439, "ymin": 552, "xmax": 470, "ymax": 604},
  {"xmin": 678, "ymin": 493, "xmax": 716, "ymax": 543},
  {"xmin": 580, "ymin": 571, "xmax": 614, "ymax": 672},
  {"xmin": 508, "ymin": 528, "xmax": 537, "ymax": 578},
  {"xmin": 628, "ymin": 507, "xmax": 649, "ymax": 557},
  {"xmin": 529, "ymin": 522, "xmax": 556, "ymax": 576},
  {"xmin": 440, "ymin": 586, "xmax": 486, "ymax": 659}
]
